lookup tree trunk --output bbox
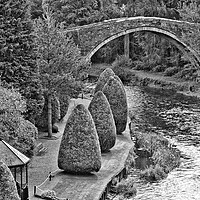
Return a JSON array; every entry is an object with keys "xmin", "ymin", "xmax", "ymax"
[{"xmin": 47, "ymin": 94, "xmax": 53, "ymax": 137}]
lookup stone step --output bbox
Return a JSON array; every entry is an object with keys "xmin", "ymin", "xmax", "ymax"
[
  {"xmin": 37, "ymin": 147, "xmax": 48, "ymax": 156},
  {"xmin": 34, "ymin": 143, "xmax": 48, "ymax": 156}
]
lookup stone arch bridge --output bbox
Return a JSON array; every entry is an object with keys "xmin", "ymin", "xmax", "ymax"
[{"xmin": 65, "ymin": 16, "xmax": 200, "ymax": 68}]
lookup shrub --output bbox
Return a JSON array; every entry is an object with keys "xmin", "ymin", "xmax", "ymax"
[
  {"xmin": 135, "ymin": 132, "xmax": 169, "ymax": 155},
  {"xmin": 112, "ymin": 55, "xmax": 132, "ymax": 69},
  {"xmin": 0, "ymin": 118, "xmax": 37, "ymax": 157},
  {"xmin": 103, "ymin": 76, "xmax": 128, "ymax": 134},
  {"xmin": 174, "ymin": 64, "xmax": 197, "ymax": 81},
  {"xmin": 88, "ymin": 91, "xmax": 116, "ymax": 152},
  {"xmin": 0, "ymin": 161, "xmax": 20, "ymax": 200},
  {"xmin": 135, "ymin": 132, "xmax": 181, "ymax": 182},
  {"xmin": 94, "ymin": 68, "xmax": 115, "ymax": 94},
  {"xmin": 14, "ymin": 119, "xmax": 37, "ymax": 157},
  {"xmin": 152, "ymin": 147, "xmax": 181, "ymax": 173},
  {"xmin": 140, "ymin": 164, "xmax": 167, "ymax": 182},
  {"xmin": 41, "ymin": 190, "xmax": 57, "ymax": 199},
  {"xmin": 0, "ymin": 85, "xmax": 37, "ymax": 157},
  {"xmin": 113, "ymin": 177, "xmax": 137, "ymax": 198},
  {"xmin": 164, "ymin": 67, "xmax": 179, "ymax": 76},
  {"xmin": 133, "ymin": 60, "xmax": 153, "ymax": 71},
  {"xmin": 152, "ymin": 64, "xmax": 167, "ymax": 72},
  {"xmin": 112, "ymin": 66, "xmax": 133, "ymax": 83},
  {"xmin": 58, "ymin": 104, "xmax": 101, "ymax": 173}
]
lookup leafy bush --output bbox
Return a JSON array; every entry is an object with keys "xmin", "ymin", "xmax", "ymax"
[
  {"xmin": 164, "ymin": 67, "xmax": 179, "ymax": 76},
  {"xmin": 0, "ymin": 85, "xmax": 37, "ymax": 157},
  {"xmin": 88, "ymin": 91, "xmax": 116, "ymax": 152},
  {"xmin": 41, "ymin": 190, "xmax": 57, "ymax": 199},
  {"xmin": 14, "ymin": 119, "xmax": 37, "ymax": 157},
  {"xmin": 173, "ymin": 64, "xmax": 197, "ymax": 81},
  {"xmin": 140, "ymin": 164, "xmax": 167, "ymax": 182},
  {"xmin": 112, "ymin": 55, "xmax": 133, "ymax": 69},
  {"xmin": 135, "ymin": 132, "xmax": 180, "ymax": 182},
  {"xmin": 0, "ymin": 161, "xmax": 20, "ymax": 200},
  {"xmin": 135, "ymin": 132, "xmax": 169, "ymax": 155},
  {"xmin": 0, "ymin": 118, "xmax": 37, "ymax": 157},
  {"xmin": 103, "ymin": 76, "xmax": 128, "ymax": 134},
  {"xmin": 152, "ymin": 64, "xmax": 167, "ymax": 72},
  {"xmin": 133, "ymin": 60, "xmax": 145, "ymax": 70},
  {"xmin": 152, "ymin": 147, "xmax": 181, "ymax": 173},
  {"xmin": 58, "ymin": 104, "xmax": 101, "ymax": 173},
  {"xmin": 112, "ymin": 60, "xmax": 134, "ymax": 82},
  {"xmin": 133, "ymin": 58, "xmax": 156, "ymax": 71},
  {"xmin": 94, "ymin": 68, "xmax": 115, "ymax": 94},
  {"xmin": 112, "ymin": 177, "xmax": 137, "ymax": 198}
]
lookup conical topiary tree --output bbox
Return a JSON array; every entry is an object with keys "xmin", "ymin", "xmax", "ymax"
[
  {"xmin": 0, "ymin": 161, "xmax": 20, "ymax": 200},
  {"xmin": 113, "ymin": 75, "xmax": 123, "ymax": 85},
  {"xmin": 94, "ymin": 68, "xmax": 115, "ymax": 94},
  {"xmin": 88, "ymin": 91, "xmax": 116, "ymax": 152},
  {"xmin": 58, "ymin": 104, "xmax": 101, "ymax": 173},
  {"xmin": 103, "ymin": 76, "xmax": 128, "ymax": 134}
]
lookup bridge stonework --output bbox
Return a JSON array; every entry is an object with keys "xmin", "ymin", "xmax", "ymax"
[{"xmin": 66, "ymin": 17, "xmax": 200, "ymax": 67}]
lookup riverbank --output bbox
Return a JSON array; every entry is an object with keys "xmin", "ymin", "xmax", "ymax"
[
  {"xmin": 89, "ymin": 64, "xmax": 200, "ymax": 98},
  {"xmin": 124, "ymin": 84, "xmax": 200, "ymax": 200}
]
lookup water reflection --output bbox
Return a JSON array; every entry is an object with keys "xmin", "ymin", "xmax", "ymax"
[{"xmin": 126, "ymin": 86, "xmax": 200, "ymax": 200}]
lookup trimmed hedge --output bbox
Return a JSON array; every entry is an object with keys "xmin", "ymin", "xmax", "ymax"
[
  {"xmin": 88, "ymin": 91, "xmax": 116, "ymax": 152},
  {"xmin": 94, "ymin": 68, "xmax": 115, "ymax": 94},
  {"xmin": 58, "ymin": 104, "xmax": 101, "ymax": 173},
  {"xmin": 0, "ymin": 161, "xmax": 20, "ymax": 200},
  {"xmin": 103, "ymin": 76, "xmax": 128, "ymax": 134}
]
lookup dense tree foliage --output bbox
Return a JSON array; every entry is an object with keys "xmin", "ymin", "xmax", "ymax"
[
  {"xmin": 33, "ymin": 4, "xmax": 87, "ymax": 137},
  {"xmin": 178, "ymin": 0, "xmax": 200, "ymax": 56},
  {"xmin": 0, "ymin": 0, "xmax": 44, "ymax": 123},
  {"xmin": 30, "ymin": 0, "xmax": 122, "ymax": 26}
]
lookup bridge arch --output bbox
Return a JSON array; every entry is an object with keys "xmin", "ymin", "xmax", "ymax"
[{"xmin": 86, "ymin": 27, "xmax": 200, "ymax": 68}]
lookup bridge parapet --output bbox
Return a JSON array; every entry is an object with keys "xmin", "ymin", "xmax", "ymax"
[{"xmin": 65, "ymin": 17, "xmax": 200, "ymax": 67}]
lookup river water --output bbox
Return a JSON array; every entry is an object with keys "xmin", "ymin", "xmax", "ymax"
[{"xmin": 126, "ymin": 86, "xmax": 200, "ymax": 200}]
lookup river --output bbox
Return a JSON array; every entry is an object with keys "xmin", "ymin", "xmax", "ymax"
[{"xmin": 126, "ymin": 85, "xmax": 200, "ymax": 200}]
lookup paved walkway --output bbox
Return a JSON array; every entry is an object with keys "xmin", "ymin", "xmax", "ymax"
[
  {"xmin": 29, "ymin": 98, "xmax": 91, "ymax": 199},
  {"xmin": 29, "ymin": 98, "xmax": 134, "ymax": 200}
]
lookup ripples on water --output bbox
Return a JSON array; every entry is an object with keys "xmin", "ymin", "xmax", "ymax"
[{"xmin": 126, "ymin": 86, "xmax": 200, "ymax": 200}]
